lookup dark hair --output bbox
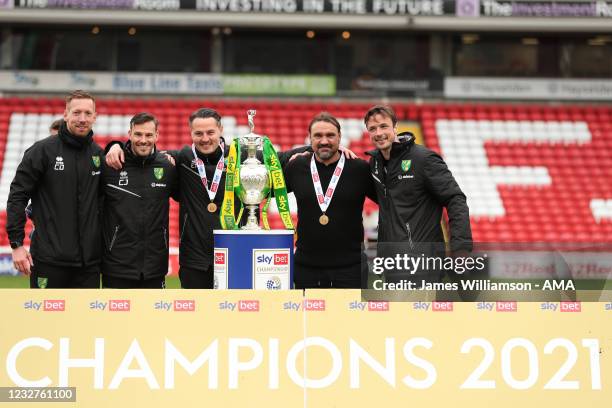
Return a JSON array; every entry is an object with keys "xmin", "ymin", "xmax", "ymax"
[
  {"xmin": 130, "ymin": 112, "xmax": 159, "ymax": 130},
  {"xmin": 65, "ymin": 89, "xmax": 95, "ymax": 108},
  {"xmin": 308, "ymin": 112, "xmax": 341, "ymax": 134},
  {"xmin": 364, "ymin": 105, "xmax": 397, "ymax": 127},
  {"xmin": 49, "ymin": 119, "xmax": 63, "ymax": 132},
  {"xmin": 189, "ymin": 108, "xmax": 222, "ymax": 127}
]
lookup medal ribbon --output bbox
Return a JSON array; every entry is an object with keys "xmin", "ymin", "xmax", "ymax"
[
  {"xmin": 310, "ymin": 153, "xmax": 345, "ymax": 214},
  {"xmin": 191, "ymin": 142, "xmax": 225, "ymax": 202}
]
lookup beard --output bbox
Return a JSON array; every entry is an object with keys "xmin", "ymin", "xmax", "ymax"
[
  {"xmin": 133, "ymin": 145, "xmax": 153, "ymax": 157},
  {"xmin": 316, "ymin": 147, "xmax": 336, "ymax": 161}
]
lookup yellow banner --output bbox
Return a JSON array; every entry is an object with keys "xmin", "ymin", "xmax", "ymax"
[{"xmin": 0, "ymin": 290, "xmax": 609, "ymax": 407}]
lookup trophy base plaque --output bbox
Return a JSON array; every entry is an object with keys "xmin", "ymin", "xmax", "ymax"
[{"xmin": 213, "ymin": 229, "xmax": 294, "ymax": 289}]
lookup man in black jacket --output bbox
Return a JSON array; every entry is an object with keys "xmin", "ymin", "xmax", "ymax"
[
  {"xmin": 171, "ymin": 108, "xmax": 229, "ymax": 288},
  {"xmin": 101, "ymin": 113, "xmax": 178, "ymax": 289},
  {"xmin": 365, "ymin": 105, "xmax": 472, "ymax": 282},
  {"xmin": 6, "ymin": 90, "xmax": 103, "ymax": 288},
  {"xmin": 283, "ymin": 112, "xmax": 377, "ymax": 288}
]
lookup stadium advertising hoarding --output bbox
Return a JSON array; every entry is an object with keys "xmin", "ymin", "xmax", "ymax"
[
  {"xmin": 9, "ymin": 71, "xmax": 612, "ymax": 100},
  {"xmin": 458, "ymin": 0, "xmax": 612, "ymax": 17},
  {"xmin": 0, "ymin": 71, "xmax": 336, "ymax": 96},
  {"xmin": 445, "ymin": 77, "xmax": 612, "ymax": 101},
  {"xmin": 7, "ymin": 0, "xmax": 612, "ymax": 17},
  {"xmin": 0, "ymin": 289, "xmax": 610, "ymax": 407}
]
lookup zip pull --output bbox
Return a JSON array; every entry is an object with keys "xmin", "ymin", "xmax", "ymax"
[{"xmin": 109, "ymin": 225, "xmax": 119, "ymax": 251}]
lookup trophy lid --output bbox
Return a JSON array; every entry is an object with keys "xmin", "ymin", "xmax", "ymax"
[
  {"xmin": 248, "ymin": 109, "xmax": 256, "ymax": 133},
  {"xmin": 242, "ymin": 109, "xmax": 262, "ymax": 146}
]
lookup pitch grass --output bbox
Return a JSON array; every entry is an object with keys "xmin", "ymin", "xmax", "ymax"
[{"xmin": 0, "ymin": 275, "xmax": 182, "ymax": 289}]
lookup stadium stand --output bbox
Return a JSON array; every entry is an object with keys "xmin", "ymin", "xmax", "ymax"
[{"xmin": 0, "ymin": 98, "xmax": 610, "ymax": 249}]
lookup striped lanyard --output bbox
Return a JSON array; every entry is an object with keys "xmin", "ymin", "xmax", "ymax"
[
  {"xmin": 310, "ymin": 153, "xmax": 345, "ymax": 214},
  {"xmin": 191, "ymin": 143, "xmax": 225, "ymax": 202}
]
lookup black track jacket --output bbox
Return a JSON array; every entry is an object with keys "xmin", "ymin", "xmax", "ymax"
[
  {"xmin": 6, "ymin": 122, "xmax": 104, "ymax": 267},
  {"xmin": 366, "ymin": 135, "xmax": 472, "ymax": 253},
  {"xmin": 101, "ymin": 142, "xmax": 178, "ymax": 280}
]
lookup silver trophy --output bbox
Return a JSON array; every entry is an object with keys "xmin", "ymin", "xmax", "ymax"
[{"xmin": 237, "ymin": 110, "xmax": 270, "ymax": 230}]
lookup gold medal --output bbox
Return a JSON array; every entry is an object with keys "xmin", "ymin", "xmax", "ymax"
[
  {"xmin": 319, "ymin": 214, "xmax": 329, "ymax": 225},
  {"xmin": 207, "ymin": 202, "xmax": 217, "ymax": 213}
]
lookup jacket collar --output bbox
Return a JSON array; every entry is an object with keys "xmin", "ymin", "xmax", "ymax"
[{"xmin": 58, "ymin": 120, "xmax": 93, "ymax": 150}]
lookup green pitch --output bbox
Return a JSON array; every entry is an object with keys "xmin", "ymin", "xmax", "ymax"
[{"xmin": 0, "ymin": 275, "xmax": 182, "ymax": 289}]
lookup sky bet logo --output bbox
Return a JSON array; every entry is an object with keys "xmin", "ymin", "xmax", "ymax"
[
  {"xmin": 23, "ymin": 300, "xmax": 65, "ymax": 311},
  {"xmin": 540, "ymin": 302, "xmax": 582, "ymax": 312},
  {"xmin": 89, "ymin": 300, "xmax": 130, "ymax": 311},
  {"xmin": 349, "ymin": 301, "xmax": 390, "ymax": 311},
  {"xmin": 214, "ymin": 252, "xmax": 225, "ymax": 265},
  {"xmin": 256, "ymin": 253, "xmax": 288, "ymax": 265},
  {"xmin": 476, "ymin": 301, "xmax": 517, "ymax": 312},
  {"xmin": 281, "ymin": 299, "xmax": 326, "ymax": 311},
  {"xmin": 219, "ymin": 300, "xmax": 260, "ymax": 312},
  {"xmin": 154, "ymin": 300, "xmax": 196, "ymax": 312}
]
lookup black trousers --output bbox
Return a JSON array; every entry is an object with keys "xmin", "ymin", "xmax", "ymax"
[
  {"xmin": 294, "ymin": 262, "xmax": 366, "ymax": 289},
  {"xmin": 30, "ymin": 260, "xmax": 100, "ymax": 289},
  {"xmin": 179, "ymin": 265, "xmax": 214, "ymax": 289},
  {"xmin": 102, "ymin": 274, "xmax": 166, "ymax": 289}
]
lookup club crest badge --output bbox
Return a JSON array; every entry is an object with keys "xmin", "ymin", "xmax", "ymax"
[
  {"xmin": 154, "ymin": 167, "xmax": 164, "ymax": 180},
  {"xmin": 401, "ymin": 160, "xmax": 412, "ymax": 172}
]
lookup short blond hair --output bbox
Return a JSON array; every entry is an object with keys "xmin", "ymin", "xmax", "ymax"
[{"xmin": 65, "ymin": 90, "xmax": 96, "ymax": 110}]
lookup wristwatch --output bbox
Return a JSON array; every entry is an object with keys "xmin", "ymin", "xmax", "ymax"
[{"xmin": 9, "ymin": 241, "xmax": 22, "ymax": 249}]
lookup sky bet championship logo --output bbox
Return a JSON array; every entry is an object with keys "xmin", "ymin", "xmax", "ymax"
[{"xmin": 253, "ymin": 249, "xmax": 290, "ymax": 290}]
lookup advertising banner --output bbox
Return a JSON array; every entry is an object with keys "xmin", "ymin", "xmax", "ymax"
[
  {"xmin": 9, "ymin": 0, "xmax": 612, "ymax": 17},
  {"xmin": 0, "ymin": 289, "xmax": 610, "ymax": 407},
  {"xmin": 0, "ymin": 71, "xmax": 336, "ymax": 96},
  {"xmin": 445, "ymin": 77, "xmax": 612, "ymax": 101}
]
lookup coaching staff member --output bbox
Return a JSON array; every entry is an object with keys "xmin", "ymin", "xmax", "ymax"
[
  {"xmin": 365, "ymin": 105, "xmax": 472, "ymax": 281},
  {"xmin": 101, "ymin": 113, "xmax": 178, "ymax": 288},
  {"xmin": 283, "ymin": 112, "xmax": 377, "ymax": 288},
  {"xmin": 6, "ymin": 90, "xmax": 104, "ymax": 288}
]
